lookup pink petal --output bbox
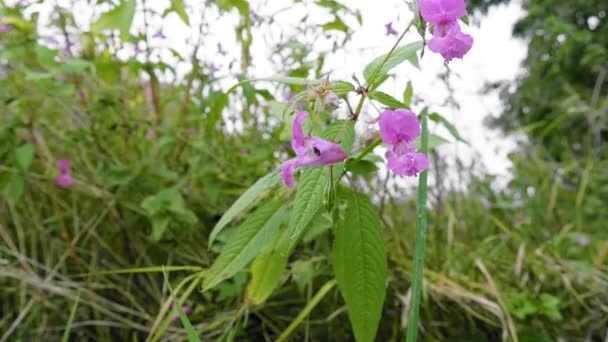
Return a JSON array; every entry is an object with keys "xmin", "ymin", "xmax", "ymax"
[
  {"xmin": 428, "ymin": 21, "xmax": 473, "ymax": 62},
  {"xmin": 378, "ymin": 109, "xmax": 421, "ymax": 145},
  {"xmin": 292, "ymin": 111, "xmax": 308, "ymax": 154},
  {"xmin": 57, "ymin": 159, "xmax": 71, "ymax": 171},
  {"xmin": 301, "ymin": 137, "xmax": 347, "ymax": 167},
  {"xmin": 281, "ymin": 159, "xmax": 300, "ymax": 188},
  {"xmin": 419, "ymin": 0, "xmax": 466, "ymax": 25},
  {"xmin": 386, "ymin": 152, "xmax": 429, "ymax": 176},
  {"xmin": 56, "ymin": 173, "xmax": 73, "ymax": 188}
]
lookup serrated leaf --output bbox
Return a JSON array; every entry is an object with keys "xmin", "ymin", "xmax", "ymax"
[
  {"xmin": 414, "ymin": 133, "xmax": 449, "ymax": 151},
  {"xmin": 91, "ymin": 0, "xmax": 136, "ymax": 41},
  {"xmin": 204, "ymin": 201, "xmax": 287, "ymax": 290},
  {"xmin": 428, "ymin": 112, "xmax": 468, "ymax": 143},
  {"xmin": 246, "ymin": 229, "xmax": 289, "ymax": 304},
  {"xmin": 282, "ymin": 121, "xmax": 355, "ymax": 252},
  {"xmin": 332, "ymin": 189, "xmax": 386, "ymax": 342},
  {"xmin": 363, "ymin": 41, "xmax": 423, "ymax": 88},
  {"xmin": 15, "ymin": 144, "xmax": 35, "ymax": 171},
  {"xmin": 209, "ymin": 170, "xmax": 281, "ymax": 247},
  {"xmin": 368, "ymin": 91, "xmax": 408, "ymax": 109},
  {"xmin": 170, "ymin": 0, "xmax": 189, "ymax": 25}
]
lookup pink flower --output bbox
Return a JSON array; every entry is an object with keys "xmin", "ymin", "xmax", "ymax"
[
  {"xmin": 145, "ymin": 128, "xmax": 155, "ymax": 140},
  {"xmin": 419, "ymin": 0, "xmax": 473, "ymax": 62},
  {"xmin": 280, "ymin": 111, "xmax": 347, "ymax": 188},
  {"xmin": 428, "ymin": 21, "xmax": 472, "ymax": 62},
  {"xmin": 56, "ymin": 159, "xmax": 74, "ymax": 188},
  {"xmin": 378, "ymin": 110, "xmax": 429, "ymax": 176},
  {"xmin": 385, "ymin": 22, "xmax": 398, "ymax": 36}
]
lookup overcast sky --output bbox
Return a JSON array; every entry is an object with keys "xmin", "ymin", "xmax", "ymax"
[{"xmin": 14, "ymin": 0, "xmax": 528, "ymax": 188}]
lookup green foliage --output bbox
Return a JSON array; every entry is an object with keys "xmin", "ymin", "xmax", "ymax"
[
  {"xmin": 91, "ymin": 0, "xmax": 136, "ymax": 40},
  {"xmin": 332, "ymin": 189, "xmax": 387, "ymax": 342},
  {"xmin": 363, "ymin": 41, "xmax": 423, "ymax": 89}
]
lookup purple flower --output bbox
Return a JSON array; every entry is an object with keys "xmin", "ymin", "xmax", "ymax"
[
  {"xmin": 217, "ymin": 42, "xmax": 227, "ymax": 56},
  {"xmin": 428, "ymin": 21, "xmax": 472, "ymax": 62},
  {"xmin": 171, "ymin": 305, "xmax": 192, "ymax": 322},
  {"xmin": 145, "ymin": 128, "xmax": 155, "ymax": 140},
  {"xmin": 419, "ymin": 0, "xmax": 473, "ymax": 62},
  {"xmin": 379, "ymin": 109, "xmax": 429, "ymax": 176},
  {"xmin": 0, "ymin": 24, "xmax": 13, "ymax": 33},
  {"xmin": 285, "ymin": 92, "xmax": 294, "ymax": 101},
  {"xmin": 56, "ymin": 159, "xmax": 74, "ymax": 188},
  {"xmin": 152, "ymin": 30, "xmax": 167, "ymax": 39},
  {"xmin": 209, "ymin": 64, "xmax": 219, "ymax": 76},
  {"xmin": 134, "ymin": 41, "xmax": 144, "ymax": 53},
  {"xmin": 385, "ymin": 22, "xmax": 398, "ymax": 36},
  {"xmin": 239, "ymin": 148, "xmax": 249, "ymax": 155},
  {"xmin": 281, "ymin": 111, "xmax": 347, "ymax": 188}
]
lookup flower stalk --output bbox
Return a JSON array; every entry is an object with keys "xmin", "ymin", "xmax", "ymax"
[{"xmin": 406, "ymin": 113, "xmax": 429, "ymax": 342}]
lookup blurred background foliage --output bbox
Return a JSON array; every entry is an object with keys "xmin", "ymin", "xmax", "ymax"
[{"xmin": 0, "ymin": 0, "xmax": 606, "ymax": 341}]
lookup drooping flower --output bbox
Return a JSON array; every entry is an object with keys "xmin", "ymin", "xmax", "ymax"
[
  {"xmin": 280, "ymin": 111, "xmax": 347, "ymax": 188},
  {"xmin": 385, "ymin": 22, "xmax": 398, "ymax": 36},
  {"xmin": 379, "ymin": 109, "xmax": 429, "ymax": 176},
  {"xmin": 419, "ymin": 0, "xmax": 473, "ymax": 62},
  {"xmin": 56, "ymin": 159, "xmax": 74, "ymax": 188}
]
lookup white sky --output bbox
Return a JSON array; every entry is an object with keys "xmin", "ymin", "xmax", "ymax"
[{"xmin": 13, "ymin": 0, "xmax": 528, "ymax": 188}]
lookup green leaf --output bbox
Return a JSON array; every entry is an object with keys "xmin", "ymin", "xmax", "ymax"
[
  {"xmin": 428, "ymin": 112, "xmax": 468, "ymax": 143},
  {"xmin": 162, "ymin": 269, "xmax": 201, "ymax": 342},
  {"xmin": 61, "ymin": 59, "xmax": 95, "ymax": 73},
  {"xmin": 403, "ymin": 81, "xmax": 413, "ymax": 108},
  {"xmin": 151, "ymin": 216, "xmax": 170, "ymax": 241},
  {"xmin": 8, "ymin": 175, "xmax": 25, "ymax": 202},
  {"xmin": 414, "ymin": 133, "xmax": 449, "ymax": 151},
  {"xmin": 363, "ymin": 41, "xmax": 423, "ymax": 88},
  {"xmin": 209, "ymin": 169, "xmax": 281, "ymax": 247},
  {"xmin": 345, "ymin": 159, "xmax": 378, "ymax": 175},
  {"xmin": 368, "ymin": 91, "xmax": 408, "ymax": 109},
  {"xmin": 322, "ymin": 16, "xmax": 349, "ymax": 33},
  {"xmin": 332, "ymin": 189, "xmax": 386, "ymax": 342},
  {"xmin": 170, "ymin": 0, "xmax": 189, "ymax": 25},
  {"xmin": 91, "ymin": 0, "xmax": 137, "ymax": 41},
  {"xmin": 62, "ymin": 292, "xmax": 81, "ymax": 342},
  {"xmin": 204, "ymin": 201, "xmax": 287, "ymax": 290},
  {"xmin": 205, "ymin": 92, "xmax": 228, "ymax": 136},
  {"xmin": 15, "ymin": 144, "xmax": 35, "ymax": 171},
  {"xmin": 246, "ymin": 229, "xmax": 289, "ymax": 304}
]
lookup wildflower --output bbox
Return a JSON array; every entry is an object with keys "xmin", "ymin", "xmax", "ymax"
[
  {"xmin": 419, "ymin": 0, "xmax": 473, "ymax": 62},
  {"xmin": 0, "ymin": 24, "xmax": 13, "ymax": 33},
  {"xmin": 145, "ymin": 128, "xmax": 155, "ymax": 140},
  {"xmin": 217, "ymin": 42, "xmax": 226, "ymax": 56},
  {"xmin": 285, "ymin": 92, "xmax": 294, "ymax": 101},
  {"xmin": 281, "ymin": 111, "xmax": 347, "ymax": 188},
  {"xmin": 385, "ymin": 22, "xmax": 398, "ymax": 36},
  {"xmin": 209, "ymin": 64, "xmax": 219, "ymax": 76},
  {"xmin": 152, "ymin": 30, "xmax": 167, "ymax": 39},
  {"xmin": 56, "ymin": 159, "xmax": 73, "ymax": 188},
  {"xmin": 170, "ymin": 304, "xmax": 192, "ymax": 322},
  {"xmin": 379, "ymin": 109, "xmax": 428, "ymax": 176}
]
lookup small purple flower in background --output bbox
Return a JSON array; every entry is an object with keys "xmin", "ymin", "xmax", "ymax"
[
  {"xmin": 385, "ymin": 22, "xmax": 398, "ymax": 36},
  {"xmin": 145, "ymin": 128, "xmax": 155, "ymax": 140},
  {"xmin": 134, "ymin": 41, "xmax": 144, "ymax": 53},
  {"xmin": 217, "ymin": 42, "xmax": 227, "ymax": 56},
  {"xmin": 56, "ymin": 159, "xmax": 74, "ymax": 188},
  {"xmin": 41, "ymin": 35, "xmax": 59, "ymax": 45},
  {"xmin": 209, "ymin": 64, "xmax": 219, "ymax": 76},
  {"xmin": 281, "ymin": 111, "xmax": 347, "ymax": 188},
  {"xmin": 239, "ymin": 149, "xmax": 249, "ymax": 155},
  {"xmin": 152, "ymin": 30, "xmax": 167, "ymax": 39},
  {"xmin": 0, "ymin": 24, "xmax": 14, "ymax": 33},
  {"xmin": 250, "ymin": 10, "xmax": 263, "ymax": 26},
  {"xmin": 285, "ymin": 92, "xmax": 294, "ymax": 101},
  {"xmin": 419, "ymin": 0, "xmax": 473, "ymax": 62},
  {"xmin": 170, "ymin": 304, "xmax": 192, "ymax": 322},
  {"xmin": 187, "ymin": 129, "xmax": 195, "ymax": 137},
  {"xmin": 379, "ymin": 109, "xmax": 429, "ymax": 176}
]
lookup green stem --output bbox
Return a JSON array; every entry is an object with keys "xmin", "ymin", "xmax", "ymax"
[{"xmin": 406, "ymin": 114, "xmax": 429, "ymax": 342}]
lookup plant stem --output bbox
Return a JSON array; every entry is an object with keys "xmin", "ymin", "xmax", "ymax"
[{"xmin": 406, "ymin": 114, "xmax": 429, "ymax": 342}]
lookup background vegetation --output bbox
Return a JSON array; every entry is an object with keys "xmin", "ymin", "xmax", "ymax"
[{"xmin": 1, "ymin": 0, "xmax": 606, "ymax": 341}]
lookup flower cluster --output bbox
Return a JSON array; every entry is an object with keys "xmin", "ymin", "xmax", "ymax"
[
  {"xmin": 379, "ymin": 109, "xmax": 428, "ymax": 176},
  {"xmin": 419, "ymin": 0, "xmax": 473, "ymax": 62},
  {"xmin": 56, "ymin": 159, "xmax": 73, "ymax": 188},
  {"xmin": 280, "ymin": 109, "xmax": 429, "ymax": 187}
]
